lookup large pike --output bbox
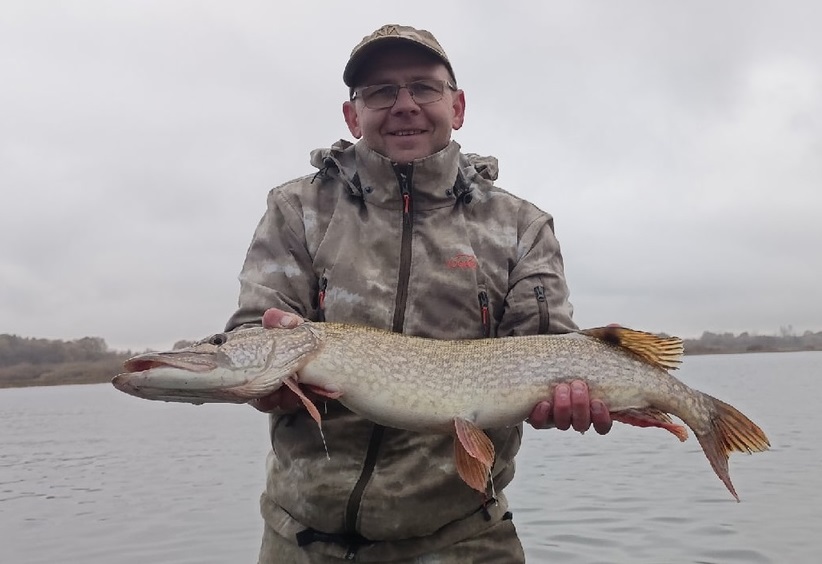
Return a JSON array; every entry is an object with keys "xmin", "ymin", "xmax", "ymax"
[{"xmin": 112, "ymin": 323, "xmax": 770, "ymax": 500}]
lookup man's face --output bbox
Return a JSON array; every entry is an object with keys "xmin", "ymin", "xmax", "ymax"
[{"xmin": 343, "ymin": 45, "xmax": 465, "ymax": 164}]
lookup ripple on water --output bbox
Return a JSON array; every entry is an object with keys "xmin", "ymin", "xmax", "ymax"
[{"xmin": 3, "ymin": 357, "xmax": 822, "ymax": 563}]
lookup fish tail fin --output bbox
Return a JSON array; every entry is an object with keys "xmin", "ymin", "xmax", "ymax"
[{"xmin": 695, "ymin": 396, "xmax": 770, "ymax": 502}]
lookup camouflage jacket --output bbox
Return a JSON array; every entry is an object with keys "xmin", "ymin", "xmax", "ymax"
[{"xmin": 225, "ymin": 139, "xmax": 577, "ymax": 558}]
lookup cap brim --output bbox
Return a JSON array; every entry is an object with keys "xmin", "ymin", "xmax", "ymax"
[{"xmin": 343, "ymin": 37, "xmax": 453, "ymax": 87}]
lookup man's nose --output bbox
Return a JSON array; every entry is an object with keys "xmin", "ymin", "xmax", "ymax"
[{"xmin": 391, "ymin": 86, "xmax": 420, "ymax": 113}]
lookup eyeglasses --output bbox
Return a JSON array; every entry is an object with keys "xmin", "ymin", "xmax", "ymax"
[{"xmin": 351, "ymin": 79, "xmax": 457, "ymax": 109}]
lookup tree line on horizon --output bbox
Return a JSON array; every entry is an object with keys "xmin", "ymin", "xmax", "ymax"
[
  {"xmin": 682, "ymin": 328, "xmax": 822, "ymax": 354},
  {"xmin": 0, "ymin": 334, "xmax": 131, "ymax": 389},
  {"xmin": 1, "ymin": 327, "xmax": 821, "ymax": 389}
]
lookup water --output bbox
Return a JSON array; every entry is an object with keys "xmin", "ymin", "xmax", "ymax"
[{"xmin": 1, "ymin": 352, "xmax": 819, "ymax": 563}]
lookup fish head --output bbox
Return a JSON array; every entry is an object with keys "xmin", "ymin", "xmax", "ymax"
[{"xmin": 112, "ymin": 324, "xmax": 323, "ymax": 404}]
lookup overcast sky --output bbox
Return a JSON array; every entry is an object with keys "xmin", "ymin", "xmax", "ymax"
[{"xmin": 2, "ymin": 1, "xmax": 820, "ymax": 350}]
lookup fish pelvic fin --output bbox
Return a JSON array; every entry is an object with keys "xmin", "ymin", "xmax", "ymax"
[
  {"xmin": 695, "ymin": 395, "xmax": 771, "ymax": 502},
  {"xmin": 611, "ymin": 407, "xmax": 688, "ymax": 442},
  {"xmin": 582, "ymin": 326, "xmax": 683, "ymax": 371},
  {"xmin": 453, "ymin": 417, "xmax": 495, "ymax": 495}
]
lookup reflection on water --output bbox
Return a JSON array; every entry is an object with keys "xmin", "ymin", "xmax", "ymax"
[{"xmin": 1, "ymin": 352, "xmax": 819, "ymax": 563}]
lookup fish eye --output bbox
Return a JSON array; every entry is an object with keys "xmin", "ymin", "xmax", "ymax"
[{"xmin": 209, "ymin": 333, "xmax": 228, "ymax": 346}]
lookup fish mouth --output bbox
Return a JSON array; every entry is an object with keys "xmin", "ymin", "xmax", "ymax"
[{"xmin": 122, "ymin": 353, "xmax": 217, "ymax": 373}]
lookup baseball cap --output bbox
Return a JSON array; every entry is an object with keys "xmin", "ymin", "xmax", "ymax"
[{"xmin": 343, "ymin": 24, "xmax": 456, "ymax": 87}]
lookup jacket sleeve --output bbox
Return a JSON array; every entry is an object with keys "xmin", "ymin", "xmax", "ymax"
[
  {"xmin": 496, "ymin": 211, "xmax": 578, "ymax": 337},
  {"xmin": 224, "ymin": 186, "xmax": 318, "ymax": 331}
]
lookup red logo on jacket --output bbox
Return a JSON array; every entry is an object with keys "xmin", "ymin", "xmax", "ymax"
[{"xmin": 446, "ymin": 254, "xmax": 478, "ymax": 270}]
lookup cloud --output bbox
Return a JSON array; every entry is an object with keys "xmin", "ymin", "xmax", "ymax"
[{"xmin": 1, "ymin": 1, "xmax": 820, "ymax": 349}]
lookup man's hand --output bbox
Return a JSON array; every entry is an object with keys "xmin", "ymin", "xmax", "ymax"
[
  {"xmin": 527, "ymin": 380, "xmax": 612, "ymax": 435},
  {"xmin": 262, "ymin": 308, "xmax": 303, "ymax": 331},
  {"xmin": 249, "ymin": 308, "xmax": 309, "ymax": 413}
]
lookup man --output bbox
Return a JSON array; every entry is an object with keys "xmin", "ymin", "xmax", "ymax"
[{"xmin": 226, "ymin": 24, "xmax": 612, "ymax": 563}]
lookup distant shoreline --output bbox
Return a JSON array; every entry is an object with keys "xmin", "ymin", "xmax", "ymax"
[{"xmin": 0, "ymin": 356, "xmax": 129, "ymax": 390}]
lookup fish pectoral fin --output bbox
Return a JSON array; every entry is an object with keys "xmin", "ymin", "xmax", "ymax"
[
  {"xmin": 582, "ymin": 326, "xmax": 684, "ymax": 371},
  {"xmin": 453, "ymin": 417, "xmax": 495, "ymax": 494},
  {"xmin": 283, "ymin": 377, "xmax": 323, "ymax": 427},
  {"xmin": 611, "ymin": 407, "xmax": 689, "ymax": 442}
]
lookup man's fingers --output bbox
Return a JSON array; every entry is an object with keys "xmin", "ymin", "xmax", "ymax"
[
  {"xmin": 570, "ymin": 381, "xmax": 592, "ymax": 432},
  {"xmin": 551, "ymin": 383, "xmax": 572, "ymax": 430},
  {"xmin": 591, "ymin": 399, "xmax": 613, "ymax": 435},
  {"xmin": 249, "ymin": 388, "xmax": 303, "ymax": 413},
  {"xmin": 249, "ymin": 394, "xmax": 280, "ymax": 413},
  {"xmin": 527, "ymin": 400, "xmax": 552, "ymax": 429}
]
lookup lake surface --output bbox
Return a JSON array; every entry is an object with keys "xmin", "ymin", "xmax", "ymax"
[{"xmin": 1, "ymin": 351, "xmax": 819, "ymax": 563}]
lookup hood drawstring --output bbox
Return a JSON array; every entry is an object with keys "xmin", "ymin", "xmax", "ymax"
[
  {"xmin": 453, "ymin": 172, "xmax": 474, "ymax": 204},
  {"xmin": 311, "ymin": 157, "xmax": 336, "ymax": 184}
]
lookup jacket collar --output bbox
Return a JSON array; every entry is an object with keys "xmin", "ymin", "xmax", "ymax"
[{"xmin": 310, "ymin": 139, "xmax": 500, "ymax": 211}]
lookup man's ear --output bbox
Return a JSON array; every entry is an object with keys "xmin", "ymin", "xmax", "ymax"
[
  {"xmin": 343, "ymin": 101, "xmax": 362, "ymax": 138},
  {"xmin": 451, "ymin": 89, "xmax": 466, "ymax": 130}
]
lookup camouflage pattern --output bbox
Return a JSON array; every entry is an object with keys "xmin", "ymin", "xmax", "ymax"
[
  {"xmin": 257, "ymin": 504, "xmax": 525, "ymax": 563},
  {"xmin": 226, "ymin": 139, "xmax": 576, "ymax": 559},
  {"xmin": 343, "ymin": 24, "xmax": 456, "ymax": 87}
]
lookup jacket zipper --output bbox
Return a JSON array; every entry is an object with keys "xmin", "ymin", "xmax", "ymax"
[
  {"xmin": 342, "ymin": 424, "xmax": 385, "ymax": 545},
  {"xmin": 317, "ymin": 276, "xmax": 327, "ymax": 321},
  {"xmin": 478, "ymin": 290, "xmax": 491, "ymax": 337},
  {"xmin": 392, "ymin": 167, "xmax": 414, "ymax": 333},
  {"xmin": 343, "ymin": 165, "xmax": 415, "ymax": 543},
  {"xmin": 534, "ymin": 284, "xmax": 550, "ymax": 334}
]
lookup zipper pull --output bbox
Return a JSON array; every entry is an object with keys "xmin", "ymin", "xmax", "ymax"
[
  {"xmin": 478, "ymin": 291, "xmax": 490, "ymax": 336},
  {"xmin": 399, "ymin": 172, "xmax": 411, "ymax": 214},
  {"xmin": 317, "ymin": 276, "xmax": 328, "ymax": 321},
  {"xmin": 396, "ymin": 168, "xmax": 413, "ymax": 216},
  {"xmin": 533, "ymin": 285, "xmax": 549, "ymax": 334}
]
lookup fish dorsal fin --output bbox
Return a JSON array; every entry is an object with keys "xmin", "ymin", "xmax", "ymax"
[{"xmin": 582, "ymin": 326, "xmax": 683, "ymax": 370}]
